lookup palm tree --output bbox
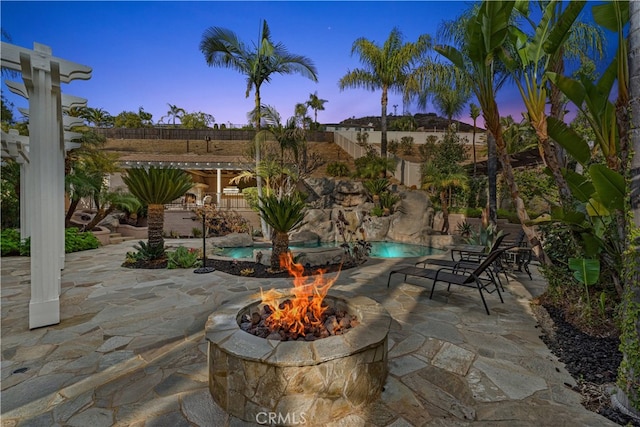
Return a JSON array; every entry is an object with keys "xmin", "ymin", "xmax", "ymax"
[
  {"xmin": 257, "ymin": 194, "xmax": 306, "ymax": 271},
  {"xmin": 436, "ymin": 0, "xmax": 551, "ymax": 265},
  {"xmin": 422, "ymin": 163, "xmax": 468, "ymax": 234},
  {"xmin": 469, "ymin": 103, "xmax": 481, "ymax": 176},
  {"xmin": 162, "ymin": 104, "xmax": 186, "ymax": 127},
  {"xmin": 294, "ymin": 102, "xmax": 311, "ymax": 130},
  {"xmin": 339, "ymin": 27, "xmax": 430, "ymax": 158},
  {"xmin": 258, "ymin": 105, "xmax": 306, "ymax": 196},
  {"xmin": 83, "ymin": 107, "xmax": 113, "ymax": 128},
  {"xmin": 200, "ymin": 19, "xmax": 318, "ymax": 237},
  {"xmin": 122, "ymin": 167, "xmax": 193, "ymax": 254},
  {"xmin": 306, "ymin": 91, "xmax": 328, "ymax": 128}
]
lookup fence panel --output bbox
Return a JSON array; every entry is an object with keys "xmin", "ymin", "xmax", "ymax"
[{"xmin": 94, "ymin": 127, "xmax": 333, "ymax": 142}]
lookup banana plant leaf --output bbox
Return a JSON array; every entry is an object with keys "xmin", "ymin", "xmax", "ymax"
[
  {"xmin": 589, "ymin": 164, "xmax": 625, "ymax": 212},
  {"xmin": 568, "ymin": 257, "xmax": 600, "ymax": 286}
]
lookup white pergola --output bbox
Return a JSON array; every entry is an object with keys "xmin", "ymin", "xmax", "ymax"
[{"xmin": 1, "ymin": 42, "xmax": 91, "ymax": 329}]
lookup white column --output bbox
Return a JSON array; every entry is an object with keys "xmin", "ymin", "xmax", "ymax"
[
  {"xmin": 2, "ymin": 41, "xmax": 91, "ymax": 328},
  {"xmin": 216, "ymin": 168, "xmax": 222, "ymax": 206}
]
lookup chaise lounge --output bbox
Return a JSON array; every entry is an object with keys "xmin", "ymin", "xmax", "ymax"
[{"xmin": 386, "ymin": 248, "xmax": 507, "ymax": 315}]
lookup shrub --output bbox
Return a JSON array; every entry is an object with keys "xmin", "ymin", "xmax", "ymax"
[
  {"xmin": 354, "ymin": 153, "xmax": 397, "ymax": 179},
  {"xmin": 167, "ymin": 246, "xmax": 202, "ymax": 269},
  {"xmin": 194, "ymin": 205, "xmax": 250, "ymax": 236},
  {"xmin": 65, "ymin": 228, "xmax": 100, "ymax": 253},
  {"xmin": 497, "ymin": 209, "xmax": 520, "ymax": 224},
  {"xmin": 388, "ymin": 139, "xmax": 399, "ymax": 155},
  {"xmin": 1, "ymin": 229, "xmax": 22, "ymax": 256},
  {"xmin": 241, "ymin": 187, "xmax": 259, "ymax": 211},
  {"xmin": 462, "ymin": 207, "xmax": 483, "ymax": 218},
  {"xmin": 326, "ymin": 161, "xmax": 350, "ymax": 177},
  {"xmin": 1, "ymin": 228, "xmax": 98, "ymax": 256},
  {"xmin": 400, "ymin": 136, "xmax": 414, "ymax": 155}
]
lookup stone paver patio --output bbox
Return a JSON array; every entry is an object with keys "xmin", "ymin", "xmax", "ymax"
[{"xmin": 1, "ymin": 239, "xmax": 617, "ymax": 426}]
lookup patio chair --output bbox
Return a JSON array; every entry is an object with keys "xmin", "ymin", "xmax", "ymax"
[
  {"xmin": 386, "ymin": 248, "xmax": 507, "ymax": 315},
  {"xmin": 415, "ymin": 233, "xmax": 510, "ymax": 289}
]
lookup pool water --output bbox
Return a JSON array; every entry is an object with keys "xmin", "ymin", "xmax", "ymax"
[{"xmin": 216, "ymin": 241, "xmax": 443, "ymax": 259}]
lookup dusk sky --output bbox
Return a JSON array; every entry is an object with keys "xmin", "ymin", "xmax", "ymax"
[{"xmin": 1, "ymin": 1, "xmax": 613, "ymax": 128}]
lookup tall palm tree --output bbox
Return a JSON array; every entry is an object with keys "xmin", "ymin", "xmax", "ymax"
[
  {"xmin": 83, "ymin": 107, "xmax": 113, "ymax": 128},
  {"xmin": 406, "ymin": 61, "xmax": 472, "ymax": 125},
  {"xmin": 162, "ymin": 103, "xmax": 186, "ymax": 127},
  {"xmin": 432, "ymin": 86, "xmax": 471, "ymax": 125},
  {"xmin": 122, "ymin": 167, "xmax": 193, "ymax": 254},
  {"xmin": 339, "ymin": 28, "xmax": 430, "ymax": 158},
  {"xmin": 258, "ymin": 104, "xmax": 305, "ymax": 196},
  {"xmin": 436, "ymin": 0, "xmax": 551, "ymax": 265},
  {"xmin": 469, "ymin": 103, "xmax": 481, "ymax": 176},
  {"xmin": 200, "ymin": 19, "xmax": 318, "ymax": 237},
  {"xmin": 306, "ymin": 91, "xmax": 328, "ymax": 127},
  {"xmin": 257, "ymin": 194, "xmax": 306, "ymax": 270},
  {"xmin": 294, "ymin": 102, "xmax": 311, "ymax": 130}
]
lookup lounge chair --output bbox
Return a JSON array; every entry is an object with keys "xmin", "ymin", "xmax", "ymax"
[
  {"xmin": 415, "ymin": 233, "xmax": 510, "ymax": 289},
  {"xmin": 386, "ymin": 248, "xmax": 507, "ymax": 315}
]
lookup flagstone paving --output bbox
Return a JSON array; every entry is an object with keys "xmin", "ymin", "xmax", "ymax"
[{"xmin": 1, "ymin": 240, "xmax": 617, "ymax": 426}]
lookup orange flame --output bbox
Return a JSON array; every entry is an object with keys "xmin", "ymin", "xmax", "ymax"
[{"xmin": 260, "ymin": 252, "xmax": 339, "ymax": 337}]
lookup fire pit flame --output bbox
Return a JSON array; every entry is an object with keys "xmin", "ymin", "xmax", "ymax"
[{"xmin": 259, "ymin": 252, "xmax": 339, "ymax": 337}]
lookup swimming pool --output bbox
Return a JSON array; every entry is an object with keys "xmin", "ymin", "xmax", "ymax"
[{"xmin": 216, "ymin": 241, "xmax": 444, "ymax": 259}]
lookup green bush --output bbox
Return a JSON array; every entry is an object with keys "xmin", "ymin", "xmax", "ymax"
[
  {"xmin": 1, "ymin": 227, "xmax": 98, "ymax": 256},
  {"xmin": 400, "ymin": 136, "xmax": 414, "ymax": 155},
  {"xmin": 458, "ymin": 207, "xmax": 482, "ymax": 218},
  {"xmin": 497, "ymin": 209, "xmax": 520, "ymax": 224},
  {"xmin": 167, "ymin": 246, "xmax": 202, "ymax": 269},
  {"xmin": 388, "ymin": 139, "xmax": 400, "ymax": 155},
  {"xmin": 242, "ymin": 187, "xmax": 259, "ymax": 211},
  {"xmin": 326, "ymin": 161, "xmax": 350, "ymax": 177},
  {"xmin": 1, "ymin": 229, "xmax": 22, "ymax": 256},
  {"xmin": 65, "ymin": 228, "xmax": 100, "ymax": 253}
]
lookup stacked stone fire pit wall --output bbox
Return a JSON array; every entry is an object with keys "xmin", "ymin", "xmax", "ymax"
[{"xmin": 206, "ymin": 292, "xmax": 391, "ymax": 426}]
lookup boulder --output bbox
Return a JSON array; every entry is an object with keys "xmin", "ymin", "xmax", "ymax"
[
  {"xmin": 363, "ymin": 216, "xmax": 391, "ymax": 241},
  {"xmin": 289, "ymin": 230, "xmax": 320, "ymax": 245},
  {"xmin": 334, "ymin": 180, "xmax": 366, "ymax": 207},
  {"xmin": 387, "ymin": 191, "xmax": 435, "ymax": 243},
  {"xmin": 210, "ymin": 232, "xmax": 253, "ymax": 248},
  {"xmin": 304, "ymin": 177, "xmax": 335, "ymax": 198},
  {"xmin": 255, "ymin": 247, "xmax": 344, "ymax": 267}
]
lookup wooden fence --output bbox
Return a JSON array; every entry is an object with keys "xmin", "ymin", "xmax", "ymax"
[{"xmin": 93, "ymin": 127, "xmax": 334, "ymax": 142}]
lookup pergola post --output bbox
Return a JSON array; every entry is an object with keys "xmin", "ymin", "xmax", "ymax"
[
  {"xmin": 216, "ymin": 168, "xmax": 222, "ymax": 206},
  {"xmin": 1, "ymin": 41, "xmax": 91, "ymax": 329}
]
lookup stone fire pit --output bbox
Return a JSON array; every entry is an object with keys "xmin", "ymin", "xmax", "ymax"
[{"xmin": 205, "ymin": 291, "xmax": 391, "ymax": 426}]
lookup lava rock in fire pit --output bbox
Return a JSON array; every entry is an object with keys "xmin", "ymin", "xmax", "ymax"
[{"xmin": 239, "ymin": 299, "xmax": 358, "ymax": 341}]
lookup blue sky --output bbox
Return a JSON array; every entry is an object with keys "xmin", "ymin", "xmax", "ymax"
[{"xmin": 1, "ymin": 1, "xmax": 613, "ymax": 128}]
